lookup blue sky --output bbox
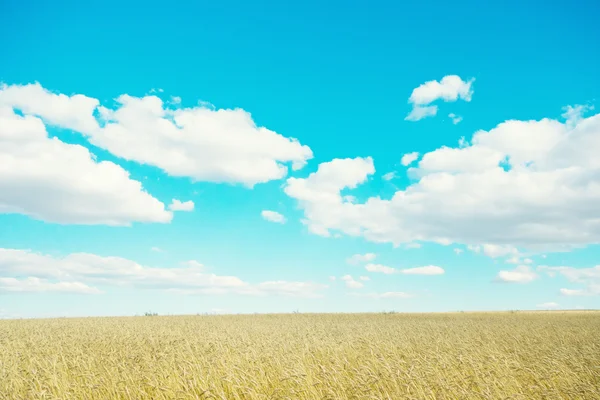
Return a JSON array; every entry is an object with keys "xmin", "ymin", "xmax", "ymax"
[{"xmin": 1, "ymin": 0, "xmax": 599, "ymax": 318}]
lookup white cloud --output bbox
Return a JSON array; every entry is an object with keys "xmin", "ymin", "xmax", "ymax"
[
  {"xmin": 0, "ymin": 106, "xmax": 172, "ymax": 225},
  {"xmin": 562, "ymin": 104, "xmax": 594, "ymax": 128},
  {"xmin": 359, "ymin": 276, "xmax": 370, "ymax": 281},
  {"xmin": 341, "ymin": 275, "xmax": 364, "ymax": 289},
  {"xmin": 409, "ymin": 75, "xmax": 475, "ymax": 105},
  {"xmin": 559, "ymin": 288, "xmax": 590, "ymax": 296},
  {"xmin": 351, "ymin": 291, "xmax": 412, "ymax": 299},
  {"xmin": 328, "ymin": 276, "xmax": 336, "ymax": 281},
  {"xmin": 261, "ymin": 210, "xmax": 286, "ymax": 224},
  {"xmin": 0, "ymin": 82, "xmax": 100, "ymax": 133},
  {"xmin": 454, "ymin": 248, "xmax": 464, "ymax": 255},
  {"xmin": 537, "ymin": 302, "xmax": 559, "ymax": 309},
  {"xmin": 284, "ymin": 108, "xmax": 600, "ymax": 252},
  {"xmin": 401, "ymin": 152, "xmax": 420, "ymax": 166},
  {"xmin": 496, "ymin": 265, "xmax": 537, "ymax": 284},
  {"xmin": 539, "ymin": 265, "xmax": 600, "ymax": 296},
  {"xmin": 181, "ymin": 260, "xmax": 204, "ymax": 270},
  {"xmin": 168, "ymin": 199, "xmax": 195, "ymax": 212},
  {"xmin": 405, "ymin": 75, "xmax": 474, "ymax": 121},
  {"xmin": 365, "ymin": 263, "xmax": 397, "ymax": 274},
  {"xmin": 1, "ymin": 82, "xmax": 313, "ymax": 188},
  {"xmin": 0, "ymin": 277, "xmax": 101, "ymax": 294},
  {"xmin": 406, "ymin": 242, "xmax": 422, "ymax": 249},
  {"xmin": 382, "ymin": 172, "xmax": 396, "ymax": 181},
  {"xmin": 482, "ymin": 244, "xmax": 519, "ymax": 258},
  {"xmin": 405, "ymin": 105, "xmax": 438, "ymax": 121},
  {"xmin": 401, "ymin": 265, "xmax": 445, "ymax": 275},
  {"xmin": 0, "ymin": 248, "xmax": 327, "ymax": 298},
  {"xmin": 252, "ymin": 281, "xmax": 328, "ymax": 298},
  {"xmin": 448, "ymin": 113, "xmax": 463, "ymax": 125},
  {"xmin": 151, "ymin": 247, "xmax": 164, "ymax": 253},
  {"xmin": 346, "ymin": 253, "xmax": 377, "ymax": 265}
]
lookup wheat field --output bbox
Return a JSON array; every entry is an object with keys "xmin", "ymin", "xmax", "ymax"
[{"xmin": 1, "ymin": 311, "xmax": 599, "ymax": 399}]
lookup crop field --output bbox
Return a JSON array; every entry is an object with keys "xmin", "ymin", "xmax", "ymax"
[{"xmin": 1, "ymin": 311, "xmax": 599, "ymax": 399}]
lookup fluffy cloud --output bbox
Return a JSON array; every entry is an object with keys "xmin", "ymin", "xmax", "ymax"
[
  {"xmin": 405, "ymin": 105, "xmax": 438, "ymax": 122},
  {"xmin": 181, "ymin": 260, "xmax": 204, "ymax": 269},
  {"xmin": 0, "ymin": 82, "xmax": 100, "ymax": 133},
  {"xmin": 537, "ymin": 302, "xmax": 559, "ymax": 309},
  {"xmin": 382, "ymin": 172, "xmax": 396, "ymax": 181},
  {"xmin": 539, "ymin": 265, "xmax": 600, "ymax": 296},
  {"xmin": 285, "ymin": 107, "xmax": 600, "ymax": 252},
  {"xmin": 0, "ymin": 106, "xmax": 172, "ymax": 225},
  {"xmin": 0, "ymin": 83, "xmax": 313, "ymax": 188},
  {"xmin": 401, "ymin": 152, "xmax": 420, "ymax": 166},
  {"xmin": 405, "ymin": 75, "xmax": 474, "ymax": 121},
  {"xmin": 365, "ymin": 263, "xmax": 397, "ymax": 274},
  {"xmin": 495, "ymin": 266, "xmax": 537, "ymax": 284},
  {"xmin": 479, "ymin": 244, "xmax": 519, "ymax": 258},
  {"xmin": 0, "ymin": 277, "xmax": 101, "ymax": 294},
  {"xmin": 261, "ymin": 210, "xmax": 287, "ymax": 224},
  {"xmin": 448, "ymin": 113, "xmax": 463, "ymax": 125},
  {"xmin": 0, "ymin": 249, "xmax": 327, "ymax": 298},
  {"xmin": 351, "ymin": 291, "xmax": 412, "ymax": 299},
  {"xmin": 341, "ymin": 275, "xmax": 364, "ymax": 289},
  {"xmin": 168, "ymin": 199, "xmax": 195, "ymax": 212},
  {"xmin": 401, "ymin": 265, "xmax": 445, "ymax": 275},
  {"xmin": 346, "ymin": 253, "xmax": 377, "ymax": 265},
  {"xmin": 365, "ymin": 264, "xmax": 444, "ymax": 275}
]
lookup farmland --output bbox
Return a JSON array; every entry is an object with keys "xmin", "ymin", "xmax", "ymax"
[{"xmin": 1, "ymin": 311, "xmax": 599, "ymax": 399}]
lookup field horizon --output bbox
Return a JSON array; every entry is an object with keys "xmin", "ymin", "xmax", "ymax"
[
  {"xmin": 3, "ymin": 311, "xmax": 599, "ymax": 399},
  {"xmin": 2, "ymin": 308, "xmax": 600, "ymax": 321}
]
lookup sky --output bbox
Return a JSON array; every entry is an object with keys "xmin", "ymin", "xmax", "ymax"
[{"xmin": 1, "ymin": 0, "xmax": 600, "ymax": 318}]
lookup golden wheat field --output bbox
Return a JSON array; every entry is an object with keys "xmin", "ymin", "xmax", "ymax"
[{"xmin": 1, "ymin": 311, "xmax": 599, "ymax": 400}]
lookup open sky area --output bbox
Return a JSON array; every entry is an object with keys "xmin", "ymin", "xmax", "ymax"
[{"xmin": 1, "ymin": 0, "xmax": 599, "ymax": 318}]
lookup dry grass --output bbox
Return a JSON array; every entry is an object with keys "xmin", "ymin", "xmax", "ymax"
[{"xmin": 1, "ymin": 311, "xmax": 599, "ymax": 399}]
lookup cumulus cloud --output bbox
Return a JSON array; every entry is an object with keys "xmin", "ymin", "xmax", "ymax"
[
  {"xmin": 481, "ymin": 244, "xmax": 519, "ymax": 258},
  {"xmin": 401, "ymin": 265, "xmax": 445, "ymax": 275},
  {"xmin": 0, "ymin": 82, "xmax": 100, "ymax": 133},
  {"xmin": 448, "ymin": 113, "xmax": 463, "ymax": 125},
  {"xmin": 405, "ymin": 105, "xmax": 437, "ymax": 122},
  {"xmin": 382, "ymin": 172, "xmax": 396, "ymax": 181},
  {"xmin": 365, "ymin": 263, "xmax": 397, "ymax": 274},
  {"xmin": 539, "ymin": 265, "xmax": 600, "ymax": 296},
  {"xmin": 350, "ymin": 291, "xmax": 412, "ymax": 299},
  {"xmin": 261, "ymin": 210, "xmax": 286, "ymax": 224},
  {"xmin": 181, "ymin": 260, "xmax": 204, "ymax": 270},
  {"xmin": 537, "ymin": 302, "xmax": 559, "ymax": 309},
  {"xmin": 284, "ymin": 108, "xmax": 600, "ymax": 252},
  {"xmin": 341, "ymin": 275, "xmax": 364, "ymax": 289},
  {"xmin": 0, "ymin": 106, "xmax": 172, "ymax": 225},
  {"xmin": 401, "ymin": 152, "xmax": 420, "ymax": 166},
  {"xmin": 495, "ymin": 265, "xmax": 537, "ymax": 284},
  {"xmin": 365, "ymin": 264, "xmax": 444, "ymax": 276},
  {"xmin": 0, "ymin": 82, "xmax": 313, "ymax": 188},
  {"xmin": 0, "ymin": 248, "xmax": 327, "ymax": 298},
  {"xmin": 0, "ymin": 277, "xmax": 101, "ymax": 294},
  {"xmin": 405, "ymin": 75, "xmax": 474, "ymax": 121},
  {"xmin": 346, "ymin": 253, "xmax": 377, "ymax": 265},
  {"xmin": 168, "ymin": 199, "xmax": 195, "ymax": 212}
]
